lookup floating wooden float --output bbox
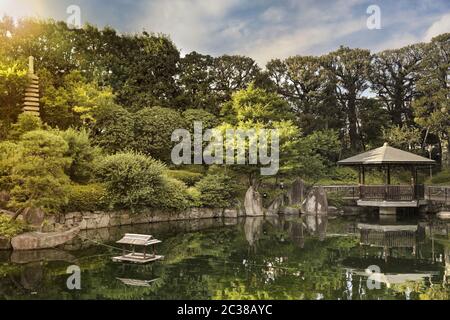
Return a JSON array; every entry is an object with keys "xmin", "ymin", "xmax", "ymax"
[{"xmin": 112, "ymin": 233, "xmax": 164, "ymax": 264}]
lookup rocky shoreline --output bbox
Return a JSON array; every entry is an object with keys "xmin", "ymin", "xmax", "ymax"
[{"xmin": 0, "ymin": 207, "xmax": 246, "ymax": 251}]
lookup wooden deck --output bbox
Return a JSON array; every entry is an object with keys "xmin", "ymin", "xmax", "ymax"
[{"xmin": 112, "ymin": 253, "xmax": 164, "ymax": 264}]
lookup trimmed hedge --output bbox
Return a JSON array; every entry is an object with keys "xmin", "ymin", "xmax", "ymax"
[
  {"xmin": 195, "ymin": 174, "xmax": 238, "ymax": 208},
  {"xmin": 64, "ymin": 183, "xmax": 108, "ymax": 212},
  {"xmin": 167, "ymin": 170, "xmax": 203, "ymax": 186}
]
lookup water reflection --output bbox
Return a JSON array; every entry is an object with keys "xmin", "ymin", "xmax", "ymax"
[{"xmin": 0, "ymin": 214, "xmax": 448, "ymax": 300}]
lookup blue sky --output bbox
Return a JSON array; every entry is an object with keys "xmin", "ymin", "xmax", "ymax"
[{"xmin": 1, "ymin": 0, "xmax": 449, "ymax": 66}]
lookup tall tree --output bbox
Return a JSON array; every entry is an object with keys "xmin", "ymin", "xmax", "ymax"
[
  {"xmin": 370, "ymin": 44, "xmax": 425, "ymax": 126},
  {"xmin": 266, "ymin": 56, "xmax": 342, "ymax": 134},
  {"xmin": 177, "ymin": 52, "xmax": 216, "ymax": 112},
  {"xmin": 413, "ymin": 33, "xmax": 450, "ymax": 166},
  {"xmin": 324, "ymin": 47, "xmax": 371, "ymax": 152},
  {"xmin": 212, "ymin": 55, "xmax": 261, "ymax": 105}
]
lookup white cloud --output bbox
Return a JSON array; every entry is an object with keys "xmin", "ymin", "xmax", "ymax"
[
  {"xmin": 135, "ymin": 0, "xmax": 241, "ymax": 54},
  {"xmin": 0, "ymin": 0, "xmax": 46, "ymax": 21},
  {"xmin": 424, "ymin": 12, "xmax": 450, "ymax": 41}
]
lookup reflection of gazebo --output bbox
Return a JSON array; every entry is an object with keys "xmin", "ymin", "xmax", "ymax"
[
  {"xmin": 338, "ymin": 143, "xmax": 435, "ymax": 215},
  {"xmin": 357, "ymin": 223, "xmax": 425, "ymax": 260}
]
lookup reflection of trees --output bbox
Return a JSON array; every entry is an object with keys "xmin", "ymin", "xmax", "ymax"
[{"xmin": 0, "ymin": 217, "xmax": 448, "ymax": 300}]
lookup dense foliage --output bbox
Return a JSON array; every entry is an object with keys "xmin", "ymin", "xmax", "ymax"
[{"xmin": 0, "ymin": 16, "xmax": 448, "ymax": 227}]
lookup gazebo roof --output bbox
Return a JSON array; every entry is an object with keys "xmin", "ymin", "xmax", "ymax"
[
  {"xmin": 116, "ymin": 233, "xmax": 161, "ymax": 246},
  {"xmin": 338, "ymin": 143, "xmax": 435, "ymax": 166}
]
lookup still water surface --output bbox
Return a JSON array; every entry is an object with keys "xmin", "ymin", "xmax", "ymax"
[{"xmin": 0, "ymin": 214, "xmax": 449, "ymax": 300}]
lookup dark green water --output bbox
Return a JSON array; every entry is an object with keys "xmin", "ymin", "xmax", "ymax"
[{"xmin": 0, "ymin": 215, "xmax": 449, "ymax": 300}]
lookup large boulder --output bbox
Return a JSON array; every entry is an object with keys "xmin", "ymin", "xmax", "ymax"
[
  {"xmin": 302, "ymin": 187, "xmax": 328, "ymax": 215},
  {"xmin": 11, "ymin": 227, "xmax": 80, "ymax": 251},
  {"xmin": 286, "ymin": 179, "xmax": 305, "ymax": 205},
  {"xmin": 244, "ymin": 186, "xmax": 264, "ymax": 216},
  {"xmin": 266, "ymin": 195, "xmax": 284, "ymax": 216}
]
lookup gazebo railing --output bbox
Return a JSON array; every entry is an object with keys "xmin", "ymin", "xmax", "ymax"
[
  {"xmin": 321, "ymin": 185, "xmax": 425, "ymax": 201},
  {"xmin": 359, "ymin": 185, "xmax": 425, "ymax": 201},
  {"xmin": 321, "ymin": 185, "xmax": 449, "ymax": 203},
  {"xmin": 425, "ymin": 186, "xmax": 450, "ymax": 204}
]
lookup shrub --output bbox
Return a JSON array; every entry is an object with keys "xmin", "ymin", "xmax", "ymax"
[
  {"xmin": 9, "ymin": 130, "xmax": 71, "ymax": 213},
  {"xmin": 64, "ymin": 183, "xmax": 108, "ymax": 212},
  {"xmin": 182, "ymin": 109, "xmax": 219, "ymax": 132},
  {"xmin": 59, "ymin": 128, "xmax": 101, "ymax": 183},
  {"xmin": 156, "ymin": 177, "xmax": 190, "ymax": 210},
  {"xmin": 0, "ymin": 214, "xmax": 28, "ymax": 238},
  {"xmin": 90, "ymin": 103, "xmax": 134, "ymax": 154},
  {"xmin": 94, "ymin": 152, "xmax": 167, "ymax": 211},
  {"xmin": 167, "ymin": 170, "xmax": 203, "ymax": 186},
  {"xmin": 195, "ymin": 174, "xmax": 238, "ymax": 208},
  {"xmin": 186, "ymin": 187, "xmax": 202, "ymax": 207},
  {"xmin": 8, "ymin": 113, "xmax": 43, "ymax": 140},
  {"xmin": 428, "ymin": 169, "xmax": 450, "ymax": 185},
  {"xmin": 133, "ymin": 107, "xmax": 185, "ymax": 162}
]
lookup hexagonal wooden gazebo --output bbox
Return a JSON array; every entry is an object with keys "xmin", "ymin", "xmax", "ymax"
[{"xmin": 338, "ymin": 143, "xmax": 435, "ymax": 215}]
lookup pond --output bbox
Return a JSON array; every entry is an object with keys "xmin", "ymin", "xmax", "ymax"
[{"xmin": 0, "ymin": 214, "xmax": 449, "ymax": 300}]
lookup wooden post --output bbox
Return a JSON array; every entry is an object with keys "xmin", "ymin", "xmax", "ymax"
[
  {"xmin": 384, "ymin": 166, "xmax": 389, "ymax": 200},
  {"xmin": 387, "ymin": 165, "xmax": 391, "ymax": 185},
  {"xmin": 362, "ymin": 166, "xmax": 366, "ymax": 185}
]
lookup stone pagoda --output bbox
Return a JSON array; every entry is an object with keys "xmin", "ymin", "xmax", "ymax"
[{"xmin": 23, "ymin": 56, "xmax": 40, "ymax": 116}]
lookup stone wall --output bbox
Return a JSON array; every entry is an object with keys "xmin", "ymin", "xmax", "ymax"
[{"xmin": 43, "ymin": 207, "xmax": 243, "ymax": 232}]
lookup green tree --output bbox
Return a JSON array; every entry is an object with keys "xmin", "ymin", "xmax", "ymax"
[
  {"xmin": 382, "ymin": 125, "xmax": 422, "ymax": 151},
  {"xmin": 0, "ymin": 59, "xmax": 28, "ymax": 137},
  {"xmin": 325, "ymin": 47, "xmax": 371, "ymax": 152},
  {"xmin": 182, "ymin": 108, "xmax": 219, "ymax": 133},
  {"xmin": 177, "ymin": 52, "xmax": 216, "ymax": 111},
  {"xmin": 413, "ymin": 33, "xmax": 450, "ymax": 166},
  {"xmin": 219, "ymin": 86, "xmax": 325, "ymax": 187},
  {"xmin": 41, "ymin": 70, "xmax": 116, "ymax": 129},
  {"xmin": 370, "ymin": 44, "xmax": 425, "ymax": 126},
  {"xmin": 133, "ymin": 107, "xmax": 185, "ymax": 162},
  {"xmin": 9, "ymin": 130, "xmax": 71, "ymax": 214},
  {"xmin": 195, "ymin": 173, "xmax": 239, "ymax": 208},
  {"xmin": 266, "ymin": 56, "xmax": 341, "ymax": 134},
  {"xmin": 89, "ymin": 102, "xmax": 134, "ymax": 154},
  {"xmin": 212, "ymin": 55, "xmax": 261, "ymax": 105},
  {"xmin": 59, "ymin": 128, "xmax": 101, "ymax": 183}
]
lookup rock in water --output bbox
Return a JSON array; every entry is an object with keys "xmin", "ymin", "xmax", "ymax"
[
  {"xmin": 266, "ymin": 195, "xmax": 284, "ymax": 216},
  {"xmin": 244, "ymin": 186, "xmax": 264, "ymax": 216},
  {"xmin": 287, "ymin": 178, "xmax": 305, "ymax": 205},
  {"xmin": 302, "ymin": 187, "xmax": 328, "ymax": 215},
  {"xmin": 11, "ymin": 227, "xmax": 80, "ymax": 251}
]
